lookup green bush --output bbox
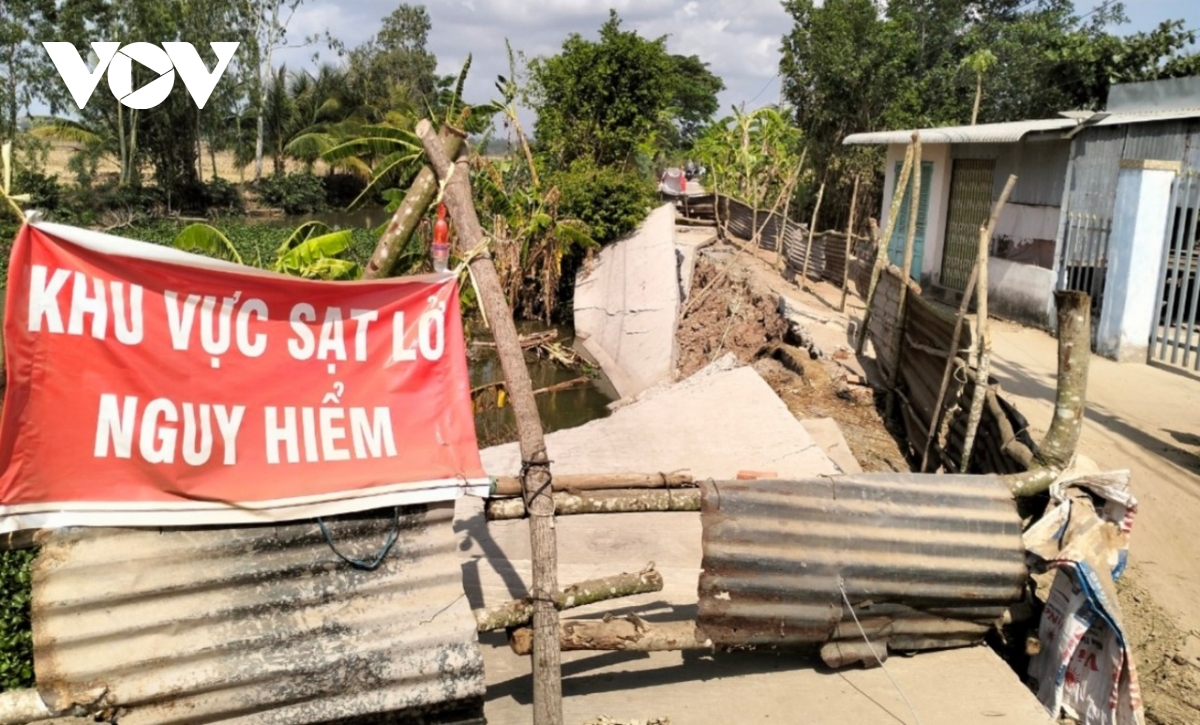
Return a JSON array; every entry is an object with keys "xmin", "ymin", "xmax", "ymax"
[
  {"xmin": 0, "ymin": 549, "xmax": 35, "ymax": 691},
  {"xmin": 13, "ymin": 169, "xmax": 62, "ymax": 213},
  {"xmin": 257, "ymin": 173, "xmax": 327, "ymax": 215},
  {"xmin": 322, "ymin": 173, "xmax": 370, "ymax": 209},
  {"xmin": 551, "ymin": 161, "xmax": 654, "ymax": 244}
]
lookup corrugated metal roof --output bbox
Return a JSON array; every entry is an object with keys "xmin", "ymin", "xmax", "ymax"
[
  {"xmin": 843, "ymin": 119, "xmax": 1079, "ymax": 145},
  {"xmin": 30, "ymin": 502, "xmax": 485, "ymax": 725},
  {"xmin": 697, "ymin": 475, "xmax": 1026, "ymax": 667},
  {"xmin": 1083, "ymin": 109, "xmax": 1200, "ymax": 129}
]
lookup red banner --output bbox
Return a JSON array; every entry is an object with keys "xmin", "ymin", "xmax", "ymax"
[{"xmin": 0, "ymin": 222, "xmax": 488, "ymax": 533}]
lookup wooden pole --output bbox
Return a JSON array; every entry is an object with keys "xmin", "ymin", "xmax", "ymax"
[
  {"xmin": 510, "ymin": 620, "xmax": 710, "ymax": 656},
  {"xmin": 856, "ymin": 136, "xmax": 916, "ymax": 354},
  {"xmin": 775, "ymin": 147, "xmax": 807, "ymax": 270},
  {"xmin": 919, "ymin": 264, "xmax": 978, "ymax": 472},
  {"xmin": 362, "ymin": 127, "xmax": 464, "ymax": 280},
  {"xmin": 415, "ymin": 120, "xmax": 563, "ymax": 725},
  {"xmin": 921, "ymin": 174, "xmax": 1017, "ymax": 472},
  {"xmin": 487, "ymin": 488, "xmax": 702, "ymax": 521},
  {"xmin": 800, "ymin": 181, "xmax": 826, "ymax": 291},
  {"xmin": 884, "ymin": 133, "xmax": 922, "ymax": 418},
  {"xmin": 1008, "ymin": 290, "xmax": 1091, "ymax": 497},
  {"xmin": 960, "ymin": 175, "xmax": 1018, "ymax": 473},
  {"xmin": 474, "ymin": 565, "xmax": 663, "ymax": 632},
  {"xmin": 491, "ymin": 472, "xmax": 694, "ymax": 498},
  {"xmin": 839, "ymin": 174, "xmax": 861, "ymax": 313}
]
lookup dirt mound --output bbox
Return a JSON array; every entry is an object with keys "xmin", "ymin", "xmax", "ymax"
[
  {"xmin": 677, "ymin": 254, "xmax": 908, "ymax": 473},
  {"xmin": 676, "ymin": 259, "xmax": 786, "ymax": 379}
]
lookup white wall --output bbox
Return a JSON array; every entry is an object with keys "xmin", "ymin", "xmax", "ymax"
[
  {"xmin": 1097, "ymin": 163, "xmax": 1177, "ymax": 362},
  {"xmin": 994, "ymin": 203, "xmax": 1060, "ymax": 243},
  {"xmin": 988, "ymin": 257, "xmax": 1056, "ymax": 327},
  {"xmin": 879, "ymin": 143, "xmax": 952, "ymax": 284}
]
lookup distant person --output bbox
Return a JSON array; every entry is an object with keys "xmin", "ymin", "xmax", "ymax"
[{"xmin": 685, "ymin": 159, "xmax": 696, "ymax": 180}]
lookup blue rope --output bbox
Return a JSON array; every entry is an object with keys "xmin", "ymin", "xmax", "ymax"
[{"xmin": 317, "ymin": 507, "xmax": 402, "ymax": 571}]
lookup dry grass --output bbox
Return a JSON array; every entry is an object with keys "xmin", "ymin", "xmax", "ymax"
[{"xmin": 39, "ymin": 142, "xmax": 329, "ymax": 184}]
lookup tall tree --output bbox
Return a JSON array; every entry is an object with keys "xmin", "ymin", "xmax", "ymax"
[
  {"xmin": 0, "ymin": 0, "xmax": 54, "ymax": 143},
  {"xmin": 244, "ymin": 0, "xmax": 306, "ymax": 180},
  {"xmin": 666, "ymin": 54, "xmax": 724, "ymax": 150},
  {"xmin": 528, "ymin": 10, "xmax": 676, "ymax": 170},
  {"xmin": 340, "ymin": 4, "xmax": 438, "ymax": 121},
  {"xmin": 780, "ymin": 0, "xmax": 1200, "ymax": 216}
]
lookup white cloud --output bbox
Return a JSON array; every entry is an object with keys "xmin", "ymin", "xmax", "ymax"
[{"xmin": 275, "ymin": 0, "xmax": 792, "ymax": 126}]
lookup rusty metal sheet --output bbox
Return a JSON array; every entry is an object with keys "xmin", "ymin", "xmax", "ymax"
[
  {"xmin": 31, "ymin": 502, "xmax": 484, "ymax": 725},
  {"xmin": 697, "ymin": 476, "xmax": 1026, "ymax": 660}
]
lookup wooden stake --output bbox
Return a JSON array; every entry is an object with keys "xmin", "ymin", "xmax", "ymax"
[
  {"xmin": 920, "ymin": 263, "xmax": 978, "ymax": 472},
  {"xmin": 683, "ymin": 168, "xmax": 800, "ymax": 318},
  {"xmin": 491, "ymin": 472, "xmax": 695, "ymax": 498},
  {"xmin": 415, "ymin": 120, "xmax": 563, "ymax": 725},
  {"xmin": 800, "ymin": 181, "xmax": 826, "ymax": 290},
  {"xmin": 363, "ymin": 127, "xmax": 464, "ymax": 280},
  {"xmin": 839, "ymin": 174, "xmax": 861, "ymax": 313},
  {"xmin": 1008, "ymin": 290, "xmax": 1091, "ymax": 497},
  {"xmin": 510, "ymin": 619, "xmax": 710, "ymax": 656},
  {"xmin": 474, "ymin": 565, "xmax": 663, "ymax": 632},
  {"xmin": 487, "ymin": 488, "xmax": 702, "ymax": 521},
  {"xmin": 775, "ymin": 146, "xmax": 807, "ymax": 270},
  {"xmin": 885, "ymin": 133, "xmax": 922, "ymax": 418},
  {"xmin": 856, "ymin": 136, "xmax": 917, "ymax": 354},
  {"xmin": 960, "ymin": 174, "xmax": 1018, "ymax": 473}
]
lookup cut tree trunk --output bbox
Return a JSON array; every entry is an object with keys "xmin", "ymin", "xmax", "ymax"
[
  {"xmin": 509, "ymin": 619, "xmax": 711, "ymax": 656},
  {"xmin": 1008, "ymin": 290, "xmax": 1091, "ymax": 497},
  {"xmin": 363, "ymin": 127, "xmax": 465, "ymax": 280},
  {"xmin": 486, "ymin": 489, "xmax": 702, "ymax": 521},
  {"xmin": 474, "ymin": 565, "xmax": 663, "ymax": 632},
  {"xmin": 415, "ymin": 120, "xmax": 563, "ymax": 725},
  {"xmin": 491, "ymin": 473, "xmax": 695, "ymax": 498}
]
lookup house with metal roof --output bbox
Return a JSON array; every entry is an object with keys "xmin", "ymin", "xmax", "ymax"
[{"xmin": 844, "ymin": 75, "xmax": 1200, "ymax": 370}]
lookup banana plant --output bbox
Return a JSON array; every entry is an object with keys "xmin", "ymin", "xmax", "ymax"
[{"xmin": 173, "ymin": 221, "xmax": 359, "ymax": 280}]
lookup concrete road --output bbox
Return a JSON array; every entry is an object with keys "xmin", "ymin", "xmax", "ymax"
[{"xmin": 988, "ymin": 320, "xmax": 1200, "ymax": 636}]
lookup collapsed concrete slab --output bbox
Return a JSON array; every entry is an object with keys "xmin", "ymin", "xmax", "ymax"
[
  {"xmin": 573, "ymin": 204, "xmax": 682, "ymax": 399},
  {"xmin": 478, "ymin": 357, "xmax": 839, "ymax": 481}
]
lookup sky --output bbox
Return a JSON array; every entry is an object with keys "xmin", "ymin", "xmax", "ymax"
[{"xmin": 271, "ymin": 0, "xmax": 1200, "ymax": 125}]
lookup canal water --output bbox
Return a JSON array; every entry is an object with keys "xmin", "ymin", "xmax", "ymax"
[{"xmin": 266, "ymin": 209, "xmax": 618, "ymax": 444}]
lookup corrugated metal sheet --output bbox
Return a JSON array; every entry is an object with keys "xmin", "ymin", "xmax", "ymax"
[
  {"xmin": 1089, "ymin": 108, "xmax": 1200, "ymax": 127},
  {"xmin": 1107, "ymin": 76, "xmax": 1200, "ymax": 113},
  {"xmin": 1122, "ymin": 120, "xmax": 1192, "ymax": 162},
  {"xmin": 843, "ymin": 119, "xmax": 1078, "ymax": 146},
  {"xmin": 31, "ymin": 503, "xmax": 485, "ymax": 725},
  {"xmin": 1064, "ymin": 126, "xmax": 1126, "ymax": 219},
  {"xmin": 696, "ymin": 476, "xmax": 1026, "ymax": 664},
  {"xmin": 950, "ymin": 141, "xmax": 1070, "ymax": 207}
]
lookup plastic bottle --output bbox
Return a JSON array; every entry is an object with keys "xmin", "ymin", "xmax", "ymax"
[{"xmin": 432, "ymin": 203, "xmax": 450, "ymax": 273}]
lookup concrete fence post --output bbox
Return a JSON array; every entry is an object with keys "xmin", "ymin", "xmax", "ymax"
[{"xmin": 1095, "ymin": 159, "xmax": 1179, "ymax": 362}]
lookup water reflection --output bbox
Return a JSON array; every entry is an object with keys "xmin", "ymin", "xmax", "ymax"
[{"xmin": 469, "ymin": 323, "xmax": 617, "ymax": 446}]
